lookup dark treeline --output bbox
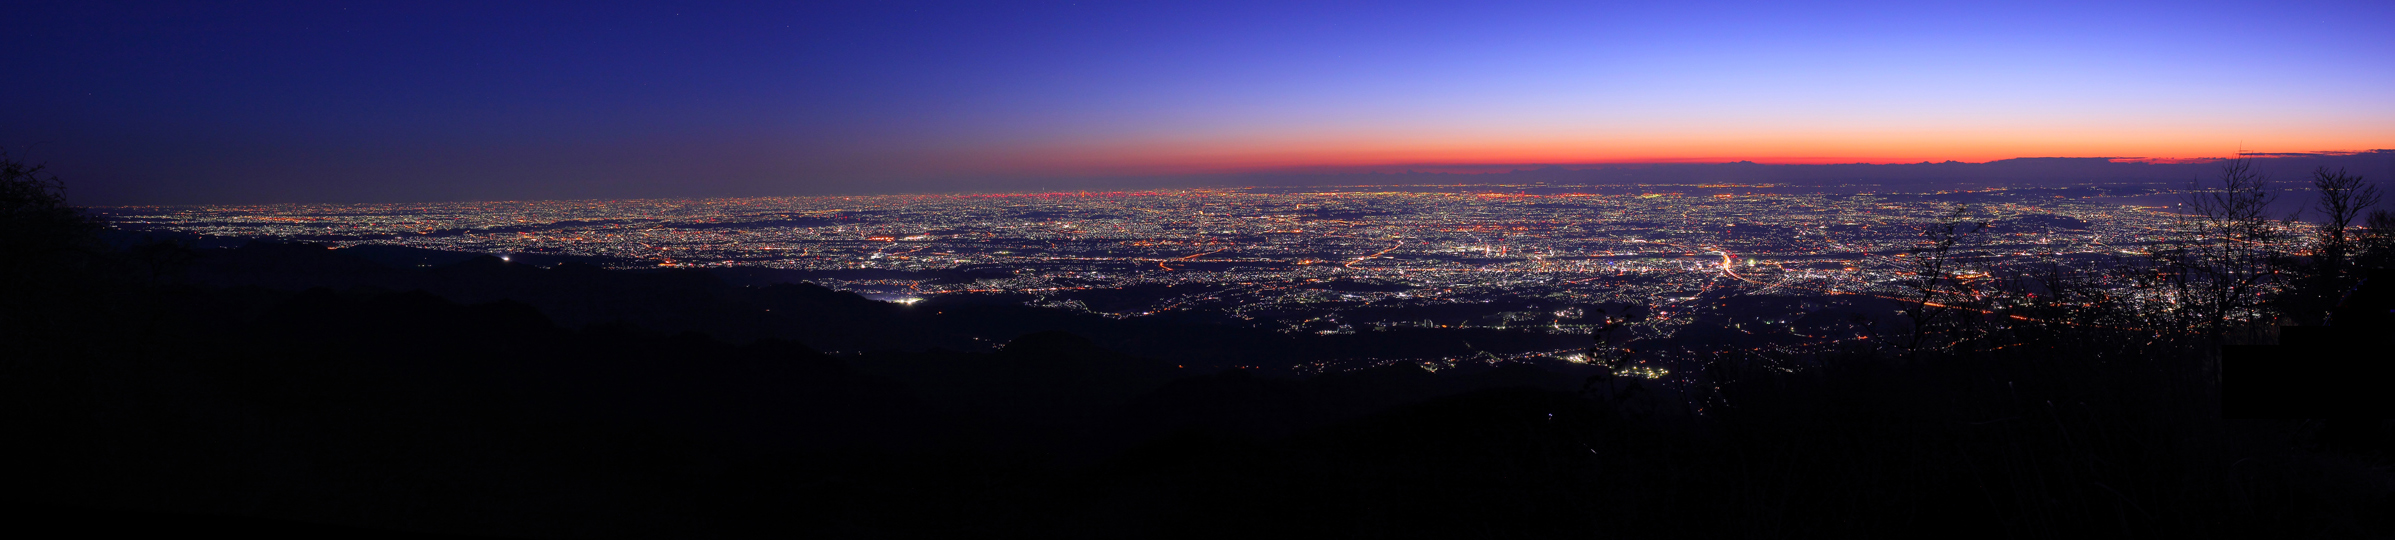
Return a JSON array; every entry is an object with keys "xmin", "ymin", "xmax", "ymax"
[{"xmin": 5, "ymin": 154, "xmax": 2394, "ymax": 537}]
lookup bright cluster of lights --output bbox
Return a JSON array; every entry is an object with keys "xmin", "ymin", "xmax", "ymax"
[{"xmin": 1615, "ymin": 366, "xmax": 1671, "ymax": 379}]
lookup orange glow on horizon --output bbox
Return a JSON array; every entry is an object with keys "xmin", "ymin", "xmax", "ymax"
[{"xmin": 943, "ymin": 130, "xmax": 2395, "ymax": 177}]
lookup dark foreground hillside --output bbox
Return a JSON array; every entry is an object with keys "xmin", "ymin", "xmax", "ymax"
[{"xmin": 2, "ymin": 236, "xmax": 2385, "ymax": 538}]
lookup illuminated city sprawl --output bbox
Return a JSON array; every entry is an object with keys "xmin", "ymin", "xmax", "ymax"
[{"xmin": 104, "ymin": 183, "xmax": 2206, "ymax": 370}]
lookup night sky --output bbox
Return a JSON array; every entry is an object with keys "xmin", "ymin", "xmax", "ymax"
[{"xmin": 6, "ymin": 1, "xmax": 2392, "ymax": 205}]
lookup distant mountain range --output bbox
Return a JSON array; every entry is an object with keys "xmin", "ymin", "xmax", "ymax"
[{"xmin": 1207, "ymin": 150, "xmax": 2395, "ymax": 189}]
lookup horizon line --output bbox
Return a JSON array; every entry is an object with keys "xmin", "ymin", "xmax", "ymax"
[{"xmin": 1182, "ymin": 149, "xmax": 2395, "ymax": 175}]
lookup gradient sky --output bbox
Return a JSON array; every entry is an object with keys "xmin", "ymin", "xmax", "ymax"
[{"xmin": 6, "ymin": 0, "xmax": 2393, "ymax": 204}]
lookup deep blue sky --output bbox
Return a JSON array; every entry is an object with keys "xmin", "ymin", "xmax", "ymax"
[{"xmin": 6, "ymin": 1, "xmax": 2392, "ymax": 205}]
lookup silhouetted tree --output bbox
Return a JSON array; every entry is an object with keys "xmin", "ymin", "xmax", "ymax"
[
  {"xmin": 2159, "ymin": 157, "xmax": 2290, "ymax": 343},
  {"xmin": 2284, "ymin": 167, "xmax": 2380, "ymax": 324},
  {"xmin": 0, "ymin": 150, "xmax": 100, "ymax": 280},
  {"xmin": 1902, "ymin": 205, "xmax": 1989, "ymax": 356},
  {"xmin": 0, "ymin": 150, "xmax": 109, "ymax": 349}
]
